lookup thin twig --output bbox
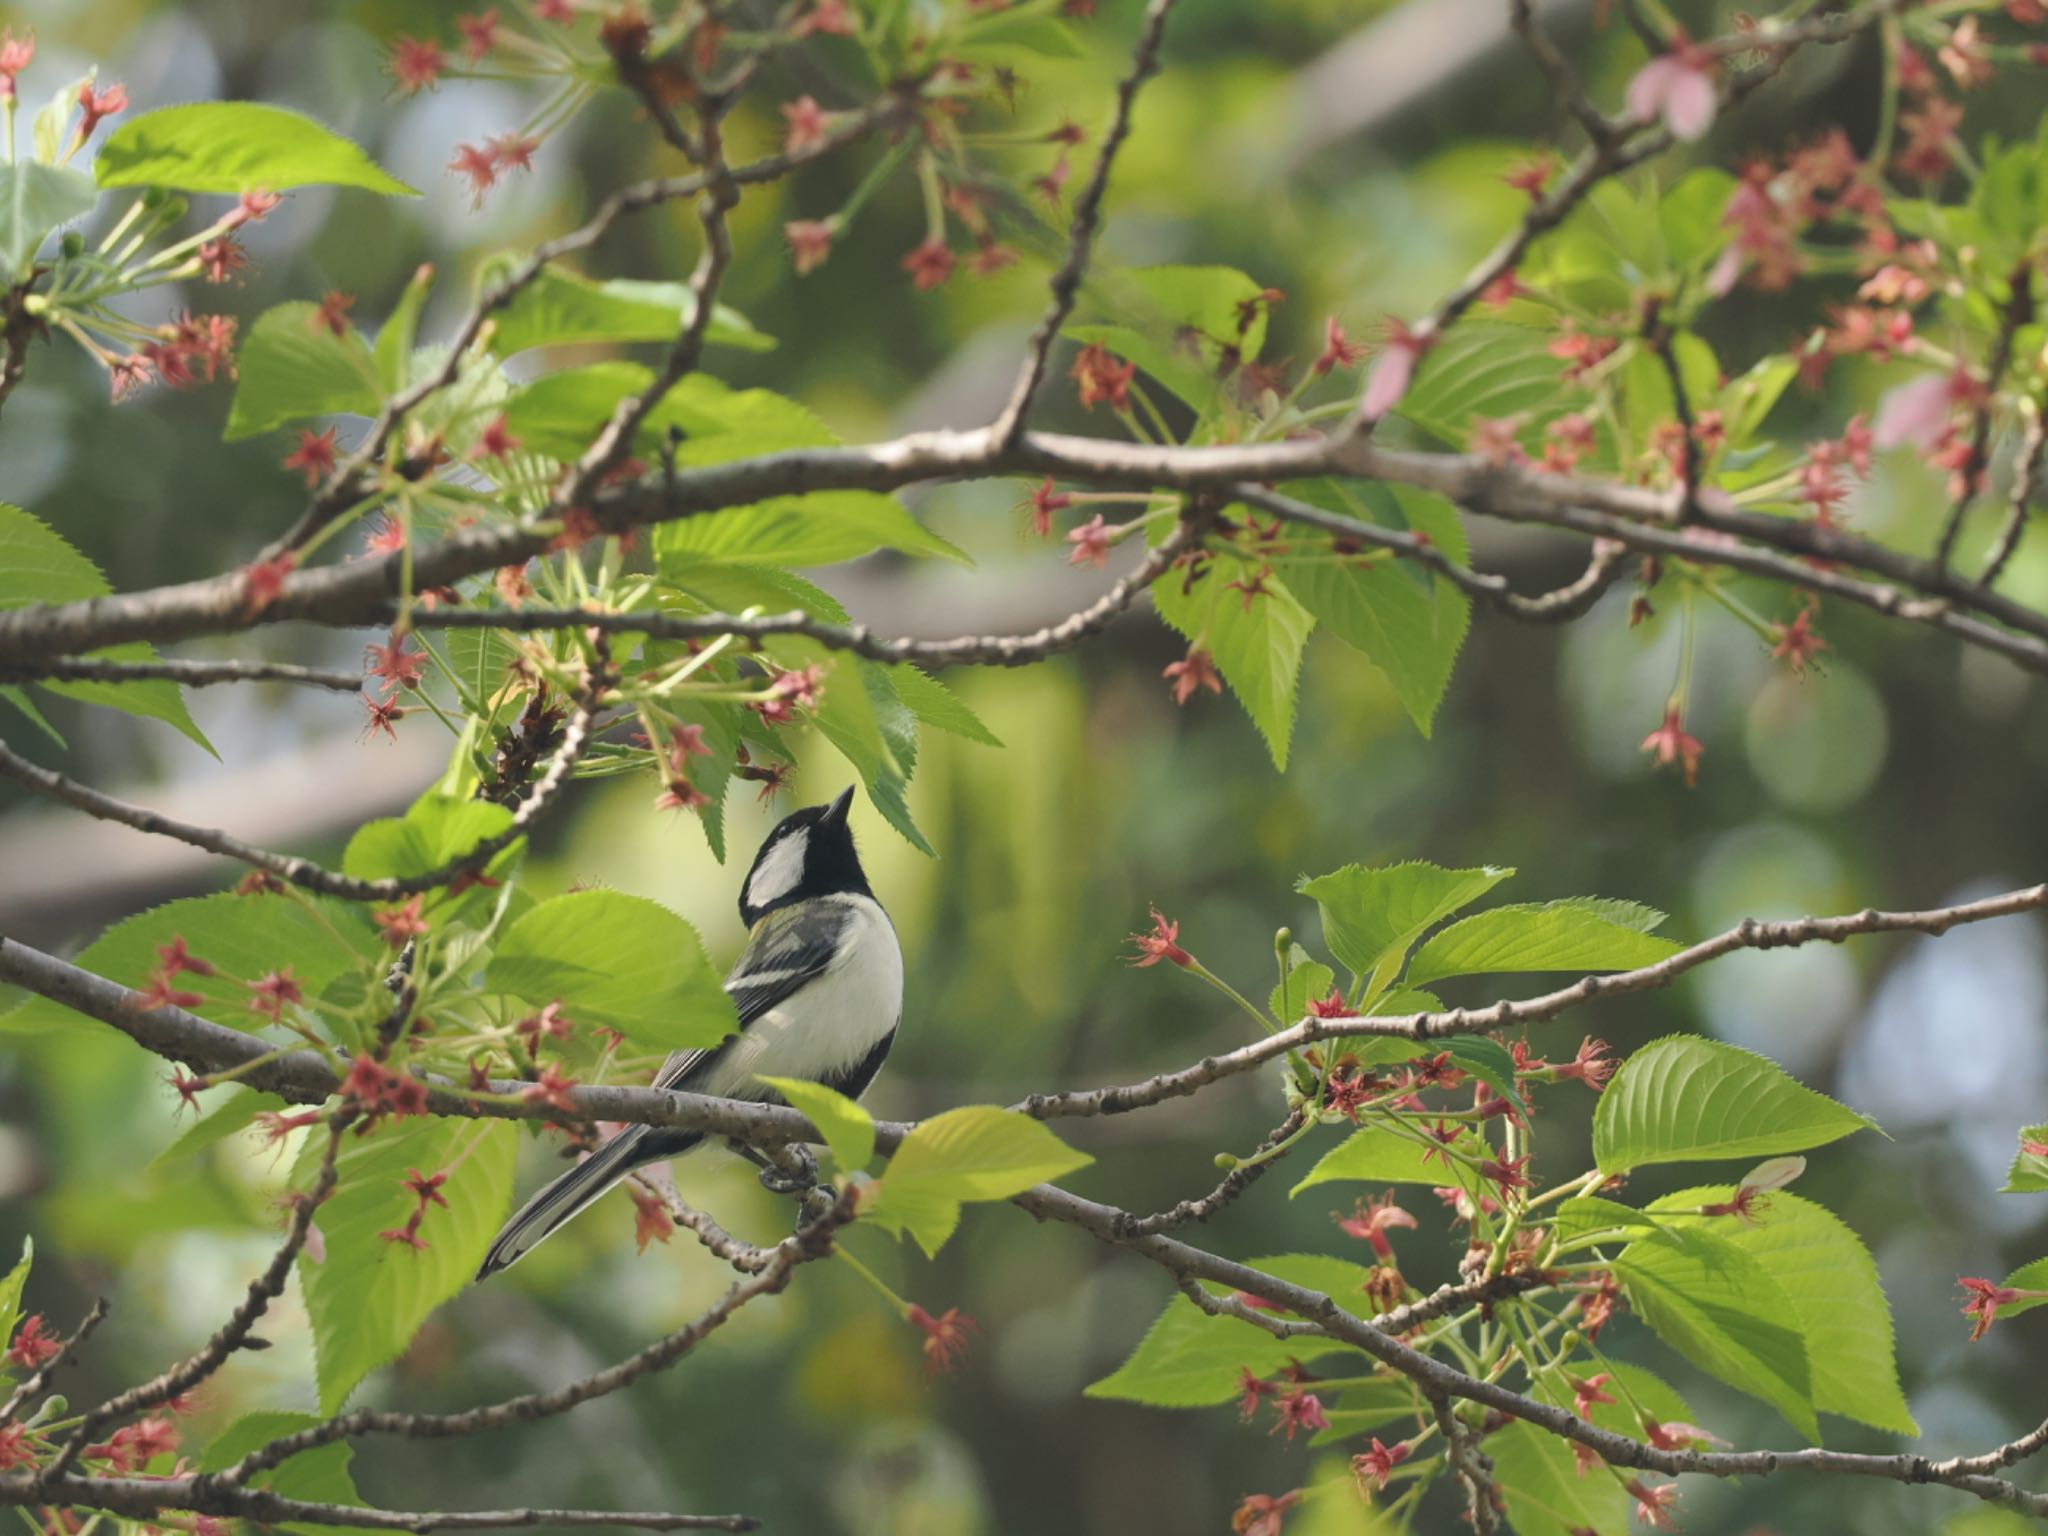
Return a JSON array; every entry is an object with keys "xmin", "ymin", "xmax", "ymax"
[
  {"xmin": 0, "ymin": 1301, "xmax": 108, "ymax": 1427},
  {"xmin": 1980, "ymin": 395, "xmax": 2046, "ymax": 589},
  {"xmin": 0, "ymin": 656, "xmax": 362, "ymax": 691},
  {"xmin": 0, "ymin": 690, "xmax": 593, "ymax": 902},
  {"xmin": 1935, "ymin": 262, "xmax": 2033, "ymax": 570},
  {"xmin": 990, "ymin": 0, "xmax": 1182, "ymax": 446}
]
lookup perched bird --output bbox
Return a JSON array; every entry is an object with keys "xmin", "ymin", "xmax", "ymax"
[{"xmin": 477, "ymin": 786, "xmax": 902, "ymax": 1278}]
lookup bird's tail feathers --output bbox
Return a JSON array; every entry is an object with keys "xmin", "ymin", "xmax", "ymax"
[{"xmin": 476, "ymin": 1125, "xmax": 694, "ymax": 1280}]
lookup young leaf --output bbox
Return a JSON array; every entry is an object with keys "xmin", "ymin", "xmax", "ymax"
[
  {"xmin": 300, "ymin": 1118, "xmax": 515, "ymax": 1414},
  {"xmin": 1282, "ymin": 481, "xmax": 1472, "ymax": 736},
  {"xmin": 756, "ymin": 1074, "xmax": 876, "ymax": 1173},
  {"xmin": 1615, "ymin": 1223, "xmax": 1817, "ymax": 1440},
  {"xmin": 374, "ymin": 263, "xmax": 436, "ymax": 393},
  {"xmin": 1069, "ymin": 264, "xmax": 1277, "ymax": 410},
  {"xmin": 224, "ymin": 301, "xmax": 381, "ymax": 441},
  {"xmin": 148, "ymin": 1088, "xmax": 293, "ymax": 1176},
  {"xmin": 0, "ymin": 892, "xmax": 373, "ymax": 1038},
  {"xmin": 1296, "ymin": 861, "xmax": 1513, "ymax": 983},
  {"xmin": 96, "ymin": 104, "xmax": 416, "ymax": 196},
  {"xmin": 486, "ymin": 890, "xmax": 738, "ymax": 1053},
  {"xmin": 656, "ymin": 488, "xmax": 968, "ymax": 569},
  {"xmin": 1151, "ymin": 561, "xmax": 1314, "ymax": 770},
  {"xmin": 0, "ymin": 162, "xmax": 99, "ymax": 281},
  {"xmin": 1084, "ymin": 1255, "xmax": 1369, "ymax": 1406},
  {"xmin": 1406, "ymin": 900, "xmax": 1680, "ymax": 985},
  {"xmin": 1289, "ymin": 1122, "xmax": 1480, "ymax": 1196},
  {"xmin": 867, "ymin": 1107, "xmax": 1091, "ymax": 1258},
  {"xmin": 342, "ymin": 793, "xmax": 518, "ymax": 883},
  {"xmin": 0, "ymin": 1239, "xmax": 31, "ymax": 1355},
  {"xmin": 2004, "ymin": 1124, "xmax": 2048, "ymax": 1194},
  {"xmin": 199, "ymin": 1411, "xmax": 380, "ymax": 1536},
  {"xmin": 1649, "ymin": 1187, "xmax": 1917, "ymax": 1436},
  {"xmin": 0, "ymin": 505, "xmax": 212, "ymax": 751},
  {"xmin": 1270, "ymin": 946, "xmax": 1335, "ymax": 1023},
  {"xmin": 1594, "ymin": 1036, "xmax": 1876, "ymax": 1177},
  {"xmin": 483, "ymin": 263, "xmax": 773, "ymax": 357},
  {"xmin": 1393, "ymin": 322, "xmax": 1571, "ymax": 446},
  {"xmin": 1489, "ymin": 1421, "xmax": 1629, "ymax": 1536}
]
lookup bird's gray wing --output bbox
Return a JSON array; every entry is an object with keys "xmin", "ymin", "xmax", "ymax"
[{"xmin": 652, "ymin": 900, "xmax": 853, "ymax": 1092}]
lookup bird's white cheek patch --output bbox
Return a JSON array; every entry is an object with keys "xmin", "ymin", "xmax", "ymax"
[{"xmin": 745, "ymin": 828, "xmax": 809, "ymax": 910}]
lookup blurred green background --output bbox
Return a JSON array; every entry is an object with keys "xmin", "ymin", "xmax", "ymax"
[{"xmin": 5, "ymin": 2, "xmax": 2048, "ymax": 1533}]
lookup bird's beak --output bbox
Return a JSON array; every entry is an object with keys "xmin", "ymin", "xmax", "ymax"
[{"xmin": 821, "ymin": 785, "xmax": 856, "ymax": 827}]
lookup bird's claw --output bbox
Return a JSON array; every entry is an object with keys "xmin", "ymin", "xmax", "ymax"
[{"xmin": 756, "ymin": 1145, "xmax": 818, "ymax": 1195}]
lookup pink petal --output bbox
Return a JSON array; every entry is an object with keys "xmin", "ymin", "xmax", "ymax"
[
  {"xmin": 1871, "ymin": 371, "xmax": 1953, "ymax": 453},
  {"xmin": 1662, "ymin": 65, "xmax": 1718, "ymax": 141},
  {"xmin": 1362, "ymin": 344, "xmax": 1418, "ymax": 419},
  {"xmin": 1624, "ymin": 56, "xmax": 1684, "ymax": 123}
]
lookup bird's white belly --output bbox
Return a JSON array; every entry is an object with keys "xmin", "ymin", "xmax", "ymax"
[{"xmin": 695, "ymin": 896, "xmax": 903, "ymax": 1098}]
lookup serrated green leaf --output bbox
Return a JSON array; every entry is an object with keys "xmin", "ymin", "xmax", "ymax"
[
  {"xmin": 1994, "ymin": 1255, "xmax": 2048, "ymax": 1324},
  {"xmin": 1490, "ymin": 1421, "xmax": 1628, "ymax": 1536},
  {"xmin": 0, "ymin": 891, "xmax": 373, "ymax": 1037},
  {"xmin": 1615, "ymin": 1223, "xmax": 1816, "ymax": 1440},
  {"xmin": 0, "ymin": 161, "xmax": 99, "ymax": 281},
  {"xmin": 886, "ymin": 665, "xmax": 1002, "ymax": 747},
  {"xmin": 199, "ymin": 1410, "xmax": 381, "ymax": 1536},
  {"xmin": 224, "ymin": 301, "xmax": 381, "ymax": 440},
  {"xmin": 0, "ymin": 684, "xmax": 64, "ymax": 747},
  {"xmin": 1649, "ymin": 1188, "xmax": 1916, "ymax": 1436},
  {"xmin": 301, "ymin": 1118, "xmax": 515, "ymax": 1414},
  {"xmin": 1594, "ymin": 1036, "xmax": 1876, "ymax": 1177},
  {"xmin": 0, "ymin": 505, "xmax": 212, "ymax": 751},
  {"xmin": 1394, "ymin": 322, "xmax": 1571, "ymax": 446},
  {"xmin": 2004, "ymin": 1124, "xmax": 2048, "ymax": 1193},
  {"xmin": 1551, "ymin": 1194, "xmax": 1676, "ymax": 1244},
  {"xmin": 1069, "ymin": 265, "xmax": 1275, "ymax": 412},
  {"xmin": 486, "ymin": 890, "xmax": 737, "ymax": 1053},
  {"xmin": 658, "ymin": 488, "xmax": 967, "ymax": 569},
  {"xmin": 1407, "ymin": 900, "xmax": 1681, "ymax": 985},
  {"xmin": 1151, "ymin": 559, "xmax": 1313, "ymax": 769},
  {"xmin": 868, "ymin": 1107, "xmax": 1091, "ymax": 1258},
  {"xmin": 1283, "ymin": 482, "xmax": 1470, "ymax": 736},
  {"xmin": 483, "ymin": 262, "xmax": 772, "ymax": 357},
  {"xmin": 1085, "ymin": 1255, "xmax": 1371, "ymax": 1406},
  {"xmin": 1297, "ymin": 861, "xmax": 1512, "ymax": 985},
  {"xmin": 955, "ymin": 9, "xmax": 1087, "ymax": 58},
  {"xmin": 1289, "ymin": 1121, "xmax": 1482, "ymax": 1196},
  {"xmin": 757, "ymin": 1074, "xmax": 875, "ymax": 1174},
  {"xmin": 96, "ymin": 103, "xmax": 415, "ymax": 197}
]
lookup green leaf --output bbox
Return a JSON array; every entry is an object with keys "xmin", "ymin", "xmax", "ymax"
[
  {"xmin": 1648, "ymin": 1188, "xmax": 1916, "ymax": 1436},
  {"xmin": 1283, "ymin": 482, "xmax": 1471, "ymax": 736},
  {"xmin": 1994, "ymin": 1256, "xmax": 2048, "ymax": 1324},
  {"xmin": 1, "ymin": 892, "xmax": 372, "ymax": 1037},
  {"xmin": 2004, "ymin": 1124, "xmax": 2048, "ymax": 1193},
  {"xmin": 868, "ymin": 1107, "xmax": 1091, "ymax": 1258},
  {"xmin": 1490, "ymin": 1421, "xmax": 1628, "ymax": 1536},
  {"xmin": 756, "ymin": 1074, "xmax": 875, "ymax": 1174},
  {"xmin": 484, "ymin": 262, "xmax": 772, "ymax": 357},
  {"xmin": 657, "ymin": 488, "xmax": 967, "ymax": 569},
  {"xmin": 486, "ymin": 890, "xmax": 737, "ymax": 1053},
  {"xmin": 1615, "ymin": 1223, "xmax": 1816, "ymax": 1440},
  {"xmin": 1084, "ymin": 1255, "xmax": 1370, "ymax": 1406},
  {"xmin": 1407, "ymin": 900, "xmax": 1680, "ymax": 985},
  {"xmin": 1151, "ymin": 558, "xmax": 1314, "ymax": 770},
  {"xmin": 342, "ymin": 792, "xmax": 517, "ymax": 883},
  {"xmin": 148, "ymin": 1088, "xmax": 292, "ymax": 1176},
  {"xmin": 0, "ymin": 161, "xmax": 98, "ymax": 281},
  {"xmin": 96, "ymin": 103, "xmax": 415, "ymax": 196},
  {"xmin": 886, "ymin": 665, "xmax": 1002, "ymax": 747},
  {"xmin": 1594, "ymin": 1036, "xmax": 1876, "ymax": 1177},
  {"xmin": 0, "ymin": 505, "xmax": 212, "ymax": 751},
  {"xmin": 224, "ymin": 301, "xmax": 381, "ymax": 441},
  {"xmin": 1550, "ymin": 1194, "xmax": 1675, "ymax": 1244},
  {"xmin": 1394, "ymin": 322, "xmax": 1570, "ymax": 446},
  {"xmin": 0, "ymin": 1239, "xmax": 31, "ymax": 1358},
  {"xmin": 802, "ymin": 656, "xmax": 934, "ymax": 857},
  {"xmin": 1296, "ymin": 861, "xmax": 1512, "ymax": 985},
  {"xmin": 374, "ymin": 262, "xmax": 436, "ymax": 393},
  {"xmin": 301, "ymin": 1117, "xmax": 515, "ymax": 1413},
  {"xmin": 1069, "ymin": 265, "xmax": 1276, "ymax": 411},
  {"xmin": 1289, "ymin": 1121, "xmax": 1482, "ymax": 1196},
  {"xmin": 955, "ymin": 9, "xmax": 1087, "ymax": 59},
  {"xmin": 0, "ymin": 684, "xmax": 64, "ymax": 747},
  {"xmin": 1270, "ymin": 946, "xmax": 1335, "ymax": 1023},
  {"xmin": 199, "ymin": 1410, "xmax": 381, "ymax": 1536}
]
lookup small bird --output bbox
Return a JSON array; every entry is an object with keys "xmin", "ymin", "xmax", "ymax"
[{"xmin": 477, "ymin": 785, "xmax": 902, "ymax": 1279}]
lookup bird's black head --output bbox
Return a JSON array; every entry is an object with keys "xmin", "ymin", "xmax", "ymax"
[{"xmin": 738, "ymin": 786, "xmax": 871, "ymax": 926}]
